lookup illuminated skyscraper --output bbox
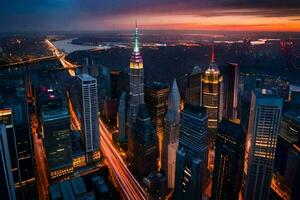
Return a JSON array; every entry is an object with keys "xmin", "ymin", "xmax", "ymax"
[
  {"xmin": 174, "ymin": 104, "xmax": 208, "ymax": 200},
  {"xmin": 211, "ymin": 119, "xmax": 245, "ymax": 200},
  {"xmin": 201, "ymin": 46, "xmax": 223, "ymax": 130},
  {"xmin": 76, "ymin": 74, "xmax": 100, "ymax": 163},
  {"xmin": 243, "ymin": 91, "xmax": 283, "ymax": 200},
  {"xmin": 0, "ymin": 124, "xmax": 17, "ymax": 200},
  {"xmin": 128, "ymin": 24, "xmax": 144, "ymax": 123},
  {"xmin": 162, "ymin": 79, "xmax": 180, "ymax": 189},
  {"xmin": 144, "ymin": 82, "xmax": 169, "ymax": 169},
  {"xmin": 223, "ymin": 63, "xmax": 239, "ymax": 119}
]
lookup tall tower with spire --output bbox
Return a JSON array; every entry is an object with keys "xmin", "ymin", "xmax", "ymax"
[
  {"xmin": 162, "ymin": 79, "xmax": 181, "ymax": 189},
  {"xmin": 201, "ymin": 46, "xmax": 223, "ymax": 139},
  {"xmin": 128, "ymin": 23, "xmax": 144, "ymax": 123}
]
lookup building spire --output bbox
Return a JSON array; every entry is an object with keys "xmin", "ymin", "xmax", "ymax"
[
  {"xmin": 211, "ymin": 45, "xmax": 215, "ymax": 63},
  {"xmin": 134, "ymin": 21, "xmax": 139, "ymax": 52}
]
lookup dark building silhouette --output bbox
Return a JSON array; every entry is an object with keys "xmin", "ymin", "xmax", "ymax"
[
  {"xmin": 128, "ymin": 104, "xmax": 159, "ymax": 177},
  {"xmin": 223, "ymin": 63, "xmax": 239, "ymax": 119},
  {"xmin": 211, "ymin": 119, "xmax": 245, "ymax": 200},
  {"xmin": 144, "ymin": 82, "xmax": 169, "ymax": 169},
  {"xmin": 174, "ymin": 103, "xmax": 208, "ymax": 200},
  {"xmin": 185, "ymin": 66, "xmax": 202, "ymax": 106}
]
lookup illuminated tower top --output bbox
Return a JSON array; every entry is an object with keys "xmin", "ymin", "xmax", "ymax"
[
  {"xmin": 205, "ymin": 45, "xmax": 220, "ymax": 75},
  {"xmin": 130, "ymin": 23, "xmax": 143, "ymax": 69},
  {"xmin": 134, "ymin": 22, "xmax": 139, "ymax": 52}
]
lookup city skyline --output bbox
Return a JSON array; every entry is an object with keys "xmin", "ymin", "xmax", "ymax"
[{"xmin": 0, "ymin": 2, "xmax": 300, "ymax": 200}]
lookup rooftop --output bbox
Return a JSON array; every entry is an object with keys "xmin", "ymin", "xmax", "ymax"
[
  {"xmin": 145, "ymin": 82, "xmax": 169, "ymax": 91},
  {"xmin": 183, "ymin": 103, "xmax": 207, "ymax": 118},
  {"xmin": 77, "ymin": 73, "xmax": 96, "ymax": 81}
]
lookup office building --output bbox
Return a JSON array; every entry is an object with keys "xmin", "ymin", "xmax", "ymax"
[
  {"xmin": 162, "ymin": 79, "xmax": 180, "ymax": 189},
  {"xmin": 174, "ymin": 104, "xmax": 208, "ymax": 200},
  {"xmin": 127, "ymin": 24, "xmax": 144, "ymax": 124},
  {"xmin": 144, "ymin": 82, "xmax": 169, "ymax": 169},
  {"xmin": 223, "ymin": 63, "xmax": 239, "ymax": 119},
  {"xmin": 41, "ymin": 91, "xmax": 73, "ymax": 179},
  {"xmin": 243, "ymin": 91, "xmax": 283, "ymax": 200},
  {"xmin": 1, "ymin": 77, "xmax": 36, "ymax": 200},
  {"xmin": 0, "ymin": 124, "xmax": 17, "ymax": 200},
  {"xmin": 76, "ymin": 74, "xmax": 100, "ymax": 163},
  {"xmin": 273, "ymin": 110, "xmax": 300, "ymax": 200},
  {"xmin": 128, "ymin": 104, "xmax": 159, "ymax": 177},
  {"xmin": 211, "ymin": 119, "xmax": 245, "ymax": 200}
]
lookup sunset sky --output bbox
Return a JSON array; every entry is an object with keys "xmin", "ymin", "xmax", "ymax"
[{"xmin": 1, "ymin": 0, "xmax": 300, "ymax": 32}]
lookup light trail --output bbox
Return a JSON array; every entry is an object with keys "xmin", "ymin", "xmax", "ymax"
[
  {"xmin": 45, "ymin": 39, "xmax": 77, "ymax": 76},
  {"xmin": 67, "ymin": 95, "xmax": 147, "ymax": 200},
  {"xmin": 0, "ymin": 55, "xmax": 56, "ymax": 68},
  {"xmin": 99, "ymin": 119, "xmax": 147, "ymax": 200},
  {"xmin": 31, "ymin": 114, "xmax": 49, "ymax": 200}
]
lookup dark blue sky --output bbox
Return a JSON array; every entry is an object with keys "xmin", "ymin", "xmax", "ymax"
[{"xmin": 1, "ymin": 0, "xmax": 300, "ymax": 31}]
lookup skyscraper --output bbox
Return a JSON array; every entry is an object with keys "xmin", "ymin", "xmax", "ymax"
[
  {"xmin": 0, "ymin": 124, "xmax": 17, "ymax": 200},
  {"xmin": 185, "ymin": 66, "xmax": 203, "ymax": 106},
  {"xmin": 128, "ymin": 104, "xmax": 159, "ymax": 177},
  {"xmin": 243, "ymin": 91, "xmax": 283, "ymax": 200},
  {"xmin": 128, "ymin": 24, "xmax": 144, "ymax": 124},
  {"xmin": 201, "ymin": 46, "xmax": 223, "ymax": 130},
  {"xmin": 223, "ymin": 63, "xmax": 239, "ymax": 119},
  {"xmin": 76, "ymin": 74, "xmax": 100, "ymax": 163},
  {"xmin": 0, "ymin": 109, "xmax": 19, "ymax": 185},
  {"xmin": 144, "ymin": 82, "xmax": 169, "ymax": 169},
  {"xmin": 273, "ymin": 110, "xmax": 300, "ymax": 200},
  {"xmin": 211, "ymin": 119, "xmax": 245, "ymax": 200},
  {"xmin": 41, "ymin": 89, "xmax": 73, "ymax": 179},
  {"xmin": 162, "ymin": 79, "xmax": 180, "ymax": 189},
  {"xmin": 117, "ymin": 92, "xmax": 126, "ymax": 142},
  {"xmin": 174, "ymin": 103, "xmax": 208, "ymax": 200}
]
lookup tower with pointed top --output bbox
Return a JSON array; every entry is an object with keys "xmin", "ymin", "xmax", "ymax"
[
  {"xmin": 162, "ymin": 79, "xmax": 181, "ymax": 189},
  {"xmin": 128, "ymin": 23, "xmax": 144, "ymax": 124},
  {"xmin": 201, "ymin": 46, "xmax": 223, "ymax": 130}
]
